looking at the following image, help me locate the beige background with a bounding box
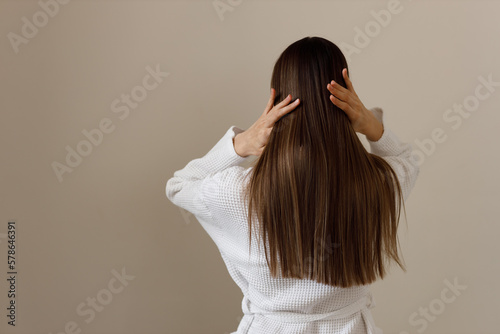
[1,1,499,333]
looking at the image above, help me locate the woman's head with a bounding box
[270,36,349,133]
[244,36,406,288]
[266,36,355,172]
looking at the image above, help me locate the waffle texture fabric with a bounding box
[166,108,420,334]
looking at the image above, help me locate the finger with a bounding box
[328,80,349,95]
[330,94,353,116]
[275,93,293,108]
[270,98,300,123]
[342,68,355,93]
[264,88,276,114]
[327,82,349,101]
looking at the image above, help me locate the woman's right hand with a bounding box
[327,68,384,141]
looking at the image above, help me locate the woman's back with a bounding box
[170,109,419,333]
[213,165,373,333]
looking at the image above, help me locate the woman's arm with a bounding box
[165,126,248,223]
[229,89,300,157]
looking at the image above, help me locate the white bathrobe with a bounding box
[166,108,420,334]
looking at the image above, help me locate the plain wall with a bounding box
[1,1,499,333]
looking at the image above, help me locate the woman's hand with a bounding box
[233,89,300,157]
[327,68,384,141]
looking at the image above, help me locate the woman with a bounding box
[166,36,420,334]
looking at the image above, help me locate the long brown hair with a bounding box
[243,36,406,288]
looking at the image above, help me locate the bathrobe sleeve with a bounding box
[165,125,250,231]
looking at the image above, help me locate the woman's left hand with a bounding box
[233,88,300,157]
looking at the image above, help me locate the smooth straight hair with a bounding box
[243,36,406,288]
